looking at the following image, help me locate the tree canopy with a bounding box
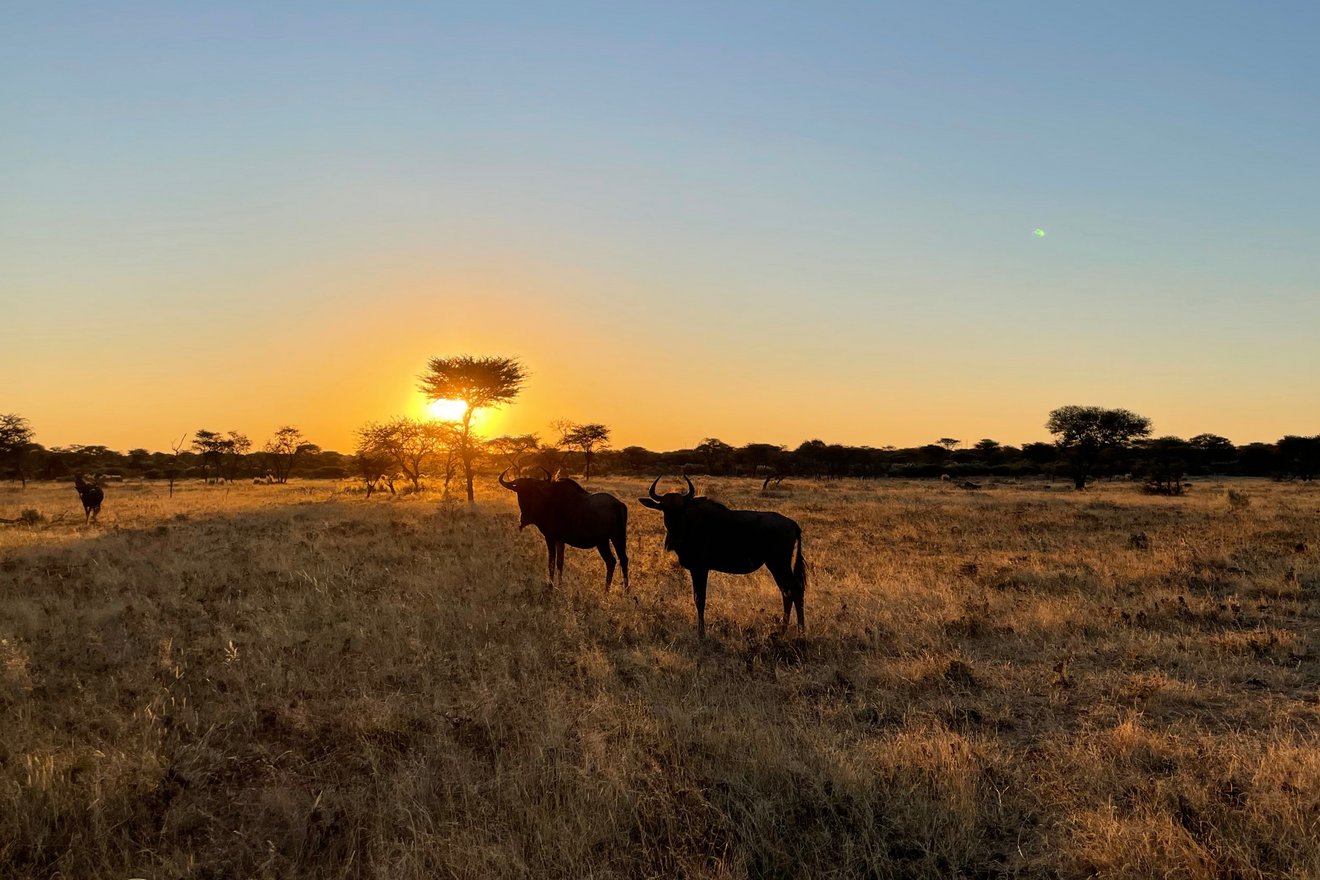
[559,423,611,479]
[417,355,527,412]
[1046,405,1153,489]
[418,355,527,501]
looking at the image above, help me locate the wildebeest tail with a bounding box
[794,532,807,594]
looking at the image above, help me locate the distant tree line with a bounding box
[3,402,1317,492]
[0,418,335,486]
[574,430,1320,486]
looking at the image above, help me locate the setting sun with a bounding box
[426,398,469,421]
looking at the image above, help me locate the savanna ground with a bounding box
[1,475,1318,879]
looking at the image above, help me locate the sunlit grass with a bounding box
[0,476,1317,878]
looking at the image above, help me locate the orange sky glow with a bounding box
[6,260,1308,454]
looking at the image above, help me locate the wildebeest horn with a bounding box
[498,467,516,490]
[683,475,695,497]
[648,476,663,501]
[537,466,552,481]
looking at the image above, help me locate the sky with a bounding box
[3,2,1318,453]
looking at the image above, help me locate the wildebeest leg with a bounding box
[691,568,709,638]
[613,533,629,591]
[768,560,804,633]
[544,535,556,584]
[555,542,566,584]
[596,542,617,592]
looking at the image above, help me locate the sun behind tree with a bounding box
[418,355,527,502]
[426,398,469,422]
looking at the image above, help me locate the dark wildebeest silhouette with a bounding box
[499,467,629,590]
[640,475,806,638]
[73,474,103,523]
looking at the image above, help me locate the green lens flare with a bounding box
[1033,228,1046,237]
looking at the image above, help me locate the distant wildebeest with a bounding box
[73,474,103,523]
[499,467,630,590]
[640,476,807,638]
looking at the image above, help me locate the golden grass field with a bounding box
[1,476,1318,879]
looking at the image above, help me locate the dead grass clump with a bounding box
[1224,489,1251,510]
[1040,719,1320,879]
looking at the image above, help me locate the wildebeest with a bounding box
[499,467,629,590]
[640,476,806,638]
[73,474,103,523]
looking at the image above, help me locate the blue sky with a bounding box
[3,2,1317,451]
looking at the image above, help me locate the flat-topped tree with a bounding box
[1047,405,1152,489]
[0,414,35,487]
[559,423,611,480]
[262,426,319,484]
[418,355,527,502]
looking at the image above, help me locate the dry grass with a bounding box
[1,477,1318,879]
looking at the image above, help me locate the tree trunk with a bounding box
[461,412,476,503]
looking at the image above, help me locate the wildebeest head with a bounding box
[638,475,700,539]
[498,466,555,529]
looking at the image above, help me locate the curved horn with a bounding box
[648,476,663,501]
[498,467,517,490]
[537,466,552,481]
[683,475,696,498]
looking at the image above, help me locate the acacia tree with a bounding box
[417,355,527,502]
[223,431,251,482]
[0,414,35,487]
[192,430,228,482]
[1046,405,1152,489]
[357,418,455,492]
[1189,433,1235,473]
[262,426,318,484]
[695,438,733,475]
[558,422,611,480]
[973,439,1003,464]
